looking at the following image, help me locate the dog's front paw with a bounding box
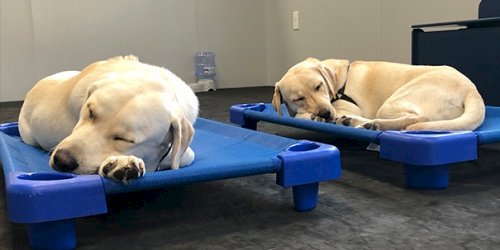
[99,156,145,184]
[335,115,352,126]
[310,114,326,122]
[356,121,379,131]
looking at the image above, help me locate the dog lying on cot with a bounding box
[19,55,199,183]
[272,57,485,131]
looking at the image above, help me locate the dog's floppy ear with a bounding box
[86,83,100,100]
[169,116,194,170]
[272,83,283,116]
[316,63,337,98]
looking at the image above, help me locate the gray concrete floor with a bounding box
[1,87,499,249]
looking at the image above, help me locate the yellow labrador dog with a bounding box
[19,55,199,183]
[272,58,485,131]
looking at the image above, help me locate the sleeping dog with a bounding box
[19,56,199,183]
[272,58,485,131]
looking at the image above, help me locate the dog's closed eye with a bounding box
[315,83,322,91]
[113,135,135,144]
[88,109,95,119]
[87,104,96,120]
[293,97,305,102]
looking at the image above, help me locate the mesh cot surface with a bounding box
[231,103,500,144]
[0,118,341,249]
[0,118,292,194]
[230,103,500,189]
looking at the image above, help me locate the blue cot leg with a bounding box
[292,182,319,212]
[277,141,341,211]
[404,164,449,189]
[26,219,76,250]
[241,119,258,130]
[229,103,266,130]
[379,130,477,189]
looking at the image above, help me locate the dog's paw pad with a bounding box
[112,167,139,182]
[342,117,352,126]
[310,114,326,122]
[101,157,117,175]
[357,122,378,130]
[99,156,145,184]
[335,116,352,126]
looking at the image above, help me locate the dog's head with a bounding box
[272,58,338,121]
[49,74,195,174]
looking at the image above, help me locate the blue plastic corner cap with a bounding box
[229,103,265,126]
[276,140,341,188]
[6,172,107,223]
[0,122,20,137]
[379,130,478,165]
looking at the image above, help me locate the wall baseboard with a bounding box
[0,101,23,108]
[189,79,217,92]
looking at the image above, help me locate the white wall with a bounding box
[0,0,37,102]
[380,0,480,63]
[0,0,481,102]
[265,0,381,85]
[195,0,267,89]
[29,0,198,84]
[265,0,480,84]
[0,0,267,101]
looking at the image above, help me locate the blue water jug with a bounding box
[195,52,216,80]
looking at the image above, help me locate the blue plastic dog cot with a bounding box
[230,103,500,189]
[0,118,341,249]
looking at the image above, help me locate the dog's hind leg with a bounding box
[18,115,37,146]
[157,146,195,171]
[333,101,371,127]
[335,115,371,127]
[178,147,195,166]
[357,114,429,130]
[357,103,429,131]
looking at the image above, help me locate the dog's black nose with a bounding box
[52,149,79,172]
[317,110,332,120]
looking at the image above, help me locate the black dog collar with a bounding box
[331,64,358,106]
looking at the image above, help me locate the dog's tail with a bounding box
[406,91,485,131]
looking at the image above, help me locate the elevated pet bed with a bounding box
[230,103,500,189]
[0,118,341,249]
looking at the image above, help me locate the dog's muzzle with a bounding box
[317,109,332,121]
[52,149,79,172]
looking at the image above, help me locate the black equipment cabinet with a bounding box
[412,0,500,106]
